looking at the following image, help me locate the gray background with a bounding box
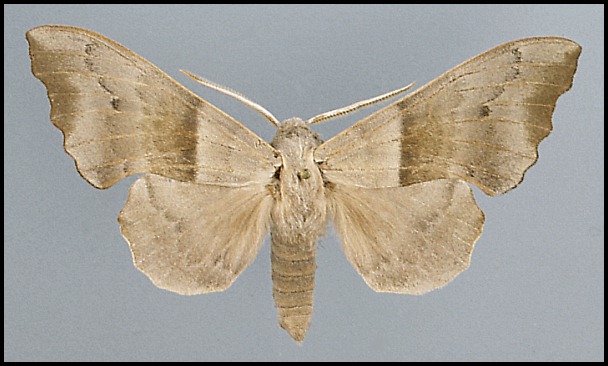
[4,4,604,361]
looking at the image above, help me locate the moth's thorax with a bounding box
[270,117,327,246]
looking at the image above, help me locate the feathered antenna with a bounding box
[306,82,415,125]
[181,70,281,128]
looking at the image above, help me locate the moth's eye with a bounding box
[273,166,282,180]
[297,169,311,180]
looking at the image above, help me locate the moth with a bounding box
[27,25,581,343]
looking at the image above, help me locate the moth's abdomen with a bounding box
[270,236,316,343]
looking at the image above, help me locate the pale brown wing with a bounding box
[328,179,484,294]
[118,174,273,295]
[315,37,581,196]
[27,25,279,189]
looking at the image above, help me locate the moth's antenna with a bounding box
[181,70,281,128]
[306,82,415,125]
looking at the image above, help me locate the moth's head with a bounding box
[270,117,324,185]
[280,117,307,129]
[271,117,323,152]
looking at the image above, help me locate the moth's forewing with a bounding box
[316,37,581,196]
[26,25,278,189]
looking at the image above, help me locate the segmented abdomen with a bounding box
[270,236,316,343]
